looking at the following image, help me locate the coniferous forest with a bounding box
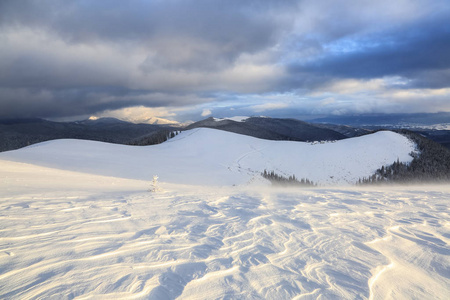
[358,130,450,184]
[262,169,316,187]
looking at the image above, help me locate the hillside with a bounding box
[0,128,416,186]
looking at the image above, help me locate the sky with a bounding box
[1,0,449,123]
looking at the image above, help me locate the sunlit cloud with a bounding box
[201,109,212,117]
[93,106,180,124]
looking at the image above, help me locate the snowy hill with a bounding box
[0,128,415,186]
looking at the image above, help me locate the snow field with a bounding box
[0,160,449,299]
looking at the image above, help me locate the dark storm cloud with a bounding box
[0,0,296,119]
[0,86,209,119]
[0,87,136,118]
[0,0,290,71]
[289,17,450,89]
[0,0,282,41]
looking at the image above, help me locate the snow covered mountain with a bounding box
[0,128,415,186]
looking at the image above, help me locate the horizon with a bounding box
[1,1,450,124]
[2,111,450,126]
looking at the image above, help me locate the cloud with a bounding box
[0,0,291,73]
[201,109,212,117]
[249,102,290,113]
[288,17,450,89]
[0,0,449,121]
[0,1,294,119]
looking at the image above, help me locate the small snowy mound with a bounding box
[0,129,416,186]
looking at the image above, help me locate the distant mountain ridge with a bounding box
[308,113,450,150]
[311,112,450,126]
[186,117,348,142]
[0,117,178,152]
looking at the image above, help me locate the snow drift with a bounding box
[0,160,448,299]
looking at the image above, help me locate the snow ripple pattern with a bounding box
[1,184,449,299]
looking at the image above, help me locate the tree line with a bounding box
[262,169,316,187]
[127,130,180,146]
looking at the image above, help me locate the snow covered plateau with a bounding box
[0,129,449,299]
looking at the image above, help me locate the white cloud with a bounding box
[320,97,336,106]
[321,79,385,94]
[249,102,289,113]
[201,109,212,117]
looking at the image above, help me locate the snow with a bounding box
[213,116,250,122]
[0,159,449,299]
[0,128,416,186]
[377,123,450,130]
[0,129,448,299]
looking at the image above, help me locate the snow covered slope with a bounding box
[0,128,415,186]
[0,160,448,299]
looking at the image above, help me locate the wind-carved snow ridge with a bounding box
[0,128,416,186]
[365,215,450,300]
[0,159,449,299]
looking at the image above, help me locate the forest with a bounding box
[358,130,450,184]
[261,169,316,187]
